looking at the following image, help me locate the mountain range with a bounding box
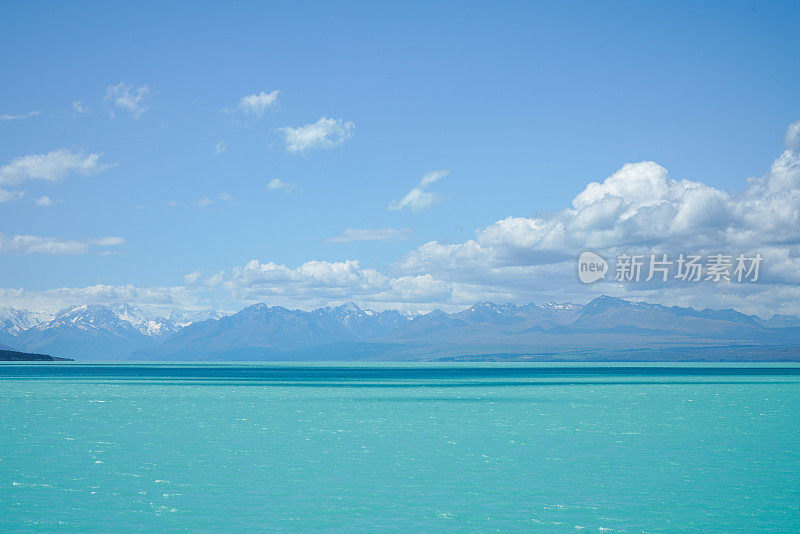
[1,297,800,361]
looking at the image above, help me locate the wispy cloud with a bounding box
[418,169,449,188]
[238,90,280,117]
[0,149,111,203]
[193,197,213,209]
[0,190,25,203]
[266,178,297,193]
[325,227,412,243]
[0,234,125,255]
[72,100,89,114]
[171,192,235,209]
[280,117,354,153]
[105,82,152,119]
[0,150,110,185]
[34,196,56,207]
[388,169,450,212]
[0,111,41,121]
[215,139,227,154]
[0,284,200,315]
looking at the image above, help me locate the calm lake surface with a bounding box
[1,363,798,532]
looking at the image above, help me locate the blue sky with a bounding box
[1,1,800,315]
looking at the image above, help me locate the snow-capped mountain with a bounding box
[453,302,522,324]
[0,306,50,335]
[165,309,228,328]
[0,306,52,348]
[38,304,181,337]
[136,297,800,361]
[314,302,408,338]
[12,304,219,360]
[3,298,800,361]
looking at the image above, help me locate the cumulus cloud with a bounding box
[404,147,799,272]
[105,82,152,118]
[0,149,111,202]
[266,178,297,193]
[280,117,354,153]
[7,120,800,318]
[209,259,459,310]
[0,110,41,121]
[784,119,800,150]
[179,256,521,312]
[184,271,203,285]
[238,90,280,117]
[35,196,55,207]
[0,234,125,255]
[393,120,800,315]
[388,169,450,212]
[325,227,412,243]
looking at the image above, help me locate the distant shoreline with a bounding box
[0,349,73,362]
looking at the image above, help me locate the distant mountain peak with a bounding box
[35,303,183,337]
[4,298,800,361]
[333,301,362,312]
[469,301,518,312]
[765,314,800,328]
[0,306,49,335]
[580,295,633,314]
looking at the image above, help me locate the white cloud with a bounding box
[0,190,25,203]
[419,169,450,187]
[0,284,201,315]
[266,178,297,193]
[88,237,125,246]
[0,234,125,255]
[72,100,88,114]
[388,188,438,212]
[193,197,213,209]
[184,271,203,285]
[215,139,227,154]
[388,169,450,212]
[785,119,800,151]
[105,82,152,119]
[181,257,509,312]
[215,259,457,310]
[325,227,412,243]
[0,149,109,185]
[238,90,280,117]
[171,192,234,209]
[7,120,800,318]
[393,120,800,316]
[0,111,41,121]
[34,196,55,207]
[280,117,354,153]
[0,149,111,203]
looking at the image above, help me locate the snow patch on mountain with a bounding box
[0,307,52,336]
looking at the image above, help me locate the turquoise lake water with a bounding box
[1,363,798,532]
